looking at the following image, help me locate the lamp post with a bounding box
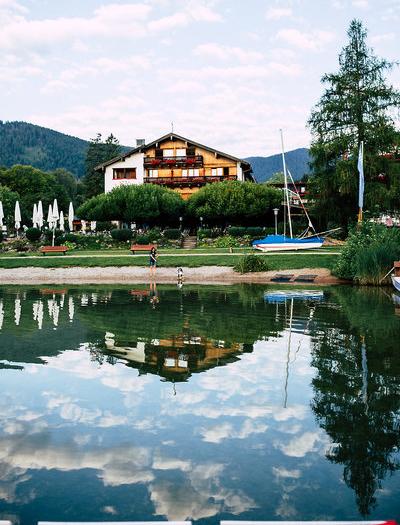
[179,216,183,231]
[273,208,279,235]
[200,216,203,229]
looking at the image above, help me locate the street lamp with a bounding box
[179,216,183,231]
[200,216,203,229]
[273,208,279,235]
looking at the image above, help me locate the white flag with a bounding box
[358,141,364,209]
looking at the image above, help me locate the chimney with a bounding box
[136,138,145,147]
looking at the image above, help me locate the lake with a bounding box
[0,284,399,524]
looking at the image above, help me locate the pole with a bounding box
[280,129,293,238]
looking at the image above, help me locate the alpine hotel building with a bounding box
[97,133,253,200]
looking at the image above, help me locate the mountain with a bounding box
[1,120,310,182]
[0,121,91,178]
[246,148,311,183]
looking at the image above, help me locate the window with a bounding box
[163,149,174,157]
[176,148,186,156]
[223,166,229,176]
[211,167,223,176]
[148,169,158,178]
[187,146,196,156]
[182,169,187,177]
[113,168,136,180]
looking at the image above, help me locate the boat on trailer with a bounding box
[253,130,324,252]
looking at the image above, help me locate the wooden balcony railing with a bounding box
[144,155,203,168]
[144,175,237,187]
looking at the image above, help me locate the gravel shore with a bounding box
[0,266,342,285]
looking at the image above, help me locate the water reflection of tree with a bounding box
[310,287,400,516]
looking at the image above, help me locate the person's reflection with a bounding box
[149,281,159,309]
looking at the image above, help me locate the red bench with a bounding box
[40,246,68,255]
[130,244,156,254]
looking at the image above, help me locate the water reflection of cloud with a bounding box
[199,419,268,443]
[276,430,324,457]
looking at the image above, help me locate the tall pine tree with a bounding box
[83,133,121,199]
[308,20,400,229]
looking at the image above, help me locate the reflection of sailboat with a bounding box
[278,293,319,408]
[265,289,324,303]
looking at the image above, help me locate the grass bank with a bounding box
[0,251,339,270]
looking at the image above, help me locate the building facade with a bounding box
[97,133,253,199]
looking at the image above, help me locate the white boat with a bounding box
[253,130,324,252]
[391,275,400,292]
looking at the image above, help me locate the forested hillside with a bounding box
[0,121,90,178]
[246,148,310,182]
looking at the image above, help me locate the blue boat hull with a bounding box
[253,234,324,252]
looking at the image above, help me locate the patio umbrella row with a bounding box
[0,199,75,236]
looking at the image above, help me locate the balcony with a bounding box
[144,175,237,188]
[144,155,203,169]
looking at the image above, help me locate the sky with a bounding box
[1,0,399,157]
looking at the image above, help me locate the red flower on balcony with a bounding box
[151,159,161,166]
[165,159,176,165]
[186,157,196,164]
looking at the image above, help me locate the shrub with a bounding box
[245,227,265,238]
[136,234,150,245]
[62,241,77,251]
[111,229,133,242]
[11,239,30,252]
[61,233,79,243]
[213,235,241,248]
[333,222,400,284]
[197,228,212,240]
[25,227,42,242]
[227,226,246,237]
[44,229,63,243]
[163,228,181,240]
[146,227,162,242]
[96,221,114,231]
[234,254,270,273]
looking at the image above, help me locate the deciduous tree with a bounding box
[83,133,121,199]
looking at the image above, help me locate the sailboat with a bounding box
[253,130,324,252]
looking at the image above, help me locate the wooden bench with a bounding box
[130,244,156,254]
[40,246,68,255]
[270,273,294,282]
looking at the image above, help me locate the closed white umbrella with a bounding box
[59,210,65,232]
[33,203,38,228]
[0,201,4,228]
[52,199,59,222]
[37,200,44,228]
[14,201,21,234]
[47,203,53,227]
[68,202,74,231]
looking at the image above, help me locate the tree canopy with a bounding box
[186,180,281,224]
[83,133,122,199]
[77,184,185,225]
[308,19,400,228]
[0,165,71,224]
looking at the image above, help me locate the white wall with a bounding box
[104,152,145,193]
[236,162,244,181]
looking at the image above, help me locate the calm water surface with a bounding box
[0,284,399,524]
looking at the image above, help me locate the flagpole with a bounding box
[357,141,364,224]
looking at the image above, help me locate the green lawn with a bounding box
[0,250,339,270]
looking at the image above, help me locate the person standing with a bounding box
[149,246,157,276]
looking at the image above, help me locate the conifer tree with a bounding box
[83,133,121,199]
[308,20,400,228]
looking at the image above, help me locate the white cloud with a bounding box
[370,32,395,44]
[194,43,264,62]
[266,7,292,20]
[276,28,335,51]
[352,0,368,7]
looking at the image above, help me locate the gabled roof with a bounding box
[95,132,252,171]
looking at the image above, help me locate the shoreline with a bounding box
[0,265,345,285]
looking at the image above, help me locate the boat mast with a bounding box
[280,129,293,238]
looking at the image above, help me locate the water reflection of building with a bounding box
[103,332,249,382]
